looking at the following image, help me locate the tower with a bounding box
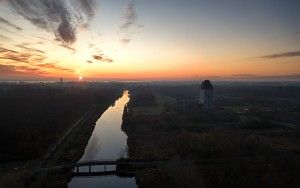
[200,80,214,109]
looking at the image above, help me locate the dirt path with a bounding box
[41,106,98,168]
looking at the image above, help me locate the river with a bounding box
[68,91,138,188]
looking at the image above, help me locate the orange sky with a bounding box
[0,0,299,81]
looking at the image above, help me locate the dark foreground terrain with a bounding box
[122,82,300,188]
[0,81,299,188]
[0,82,123,187]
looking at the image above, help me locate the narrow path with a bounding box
[41,106,98,168]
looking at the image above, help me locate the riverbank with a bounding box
[68,90,139,188]
[31,92,124,187]
[122,85,300,188]
[0,85,123,188]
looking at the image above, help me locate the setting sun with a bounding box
[0,0,299,81]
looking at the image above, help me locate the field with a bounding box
[122,82,300,188]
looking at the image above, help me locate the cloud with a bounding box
[0,64,47,76]
[267,31,300,40]
[57,42,77,52]
[92,54,113,63]
[0,46,44,64]
[0,47,73,75]
[0,50,31,64]
[121,38,131,44]
[229,74,300,81]
[274,74,300,80]
[0,17,22,31]
[8,0,95,44]
[0,64,16,74]
[232,74,256,77]
[36,62,74,72]
[88,43,95,48]
[17,65,41,71]
[260,51,300,59]
[119,0,141,44]
[0,47,18,54]
[0,34,11,41]
[16,43,45,54]
[120,1,137,31]
[255,74,300,81]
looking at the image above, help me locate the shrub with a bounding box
[197,132,234,159]
[238,116,275,130]
[174,131,234,159]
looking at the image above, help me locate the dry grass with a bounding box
[155,94,177,106]
[132,106,164,116]
[0,161,36,188]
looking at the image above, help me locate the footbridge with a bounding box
[42,158,231,177]
[42,157,300,177]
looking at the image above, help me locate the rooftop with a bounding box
[200,80,214,90]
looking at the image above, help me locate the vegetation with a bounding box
[0,81,299,187]
[0,82,123,187]
[122,82,300,188]
[0,82,122,162]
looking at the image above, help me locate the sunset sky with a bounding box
[0,0,299,81]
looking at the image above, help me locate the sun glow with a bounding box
[0,0,298,81]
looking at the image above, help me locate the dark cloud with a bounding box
[120,0,140,44]
[0,46,43,64]
[59,43,77,52]
[0,47,18,54]
[87,44,113,63]
[57,17,76,43]
[0,34,12,41]
[17,65,40,71]
[120,1,137,30]
[276,74,300,79]
[0,44,73,75]
[0,50,31,64]
[16,43,45,54]
[0,46,73,74]
[0,25,13,33]
[0,64,16,74]
[78,0,95,21]
[257,74,300,80]
[37,62,74,72]
[0,17,22,30]
[260,51,300,59]
[229,74,300,81]
[88,43,95,48]
[8,0,95,45]
[121,38,131,44]
[0,64,46,75]
[92,54,113,63]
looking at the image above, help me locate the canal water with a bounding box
[69,91,138,188]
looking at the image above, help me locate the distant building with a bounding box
[200,80,214,109]
[59,78,64,84]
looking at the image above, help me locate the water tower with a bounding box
[200,80,214,109]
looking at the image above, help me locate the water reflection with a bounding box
[69,91,137,188]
